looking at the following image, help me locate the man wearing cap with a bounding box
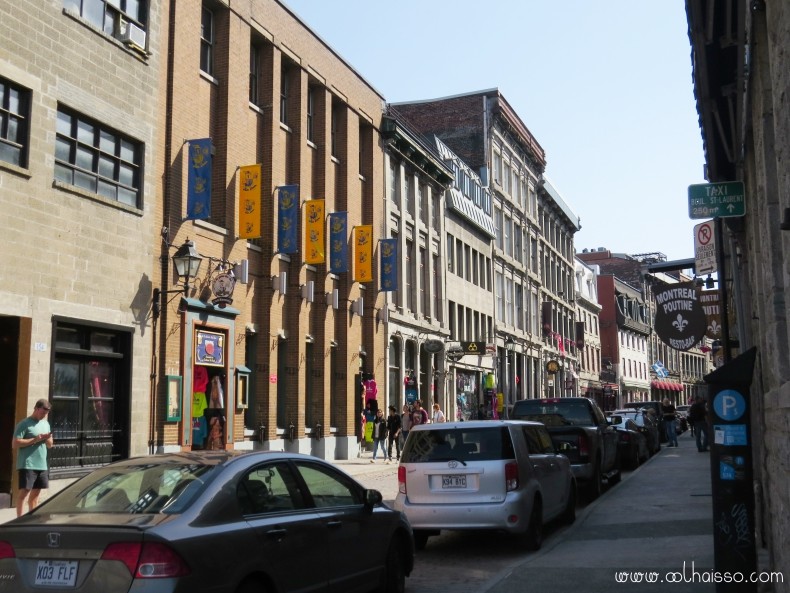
[13,399,54,516]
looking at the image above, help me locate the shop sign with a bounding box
[653,282,707,351]
[211,271,236,308]
[545,360,560,374]
[196,330,225,366]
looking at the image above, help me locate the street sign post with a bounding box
[694,219,717,275]
[688,181,745,219]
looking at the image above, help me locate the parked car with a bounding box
[394,420,576,552]
[623,401,666,443]
[607,415,649,469]
[511,397,621,500]
[612,408,661,455]
[0,451,413,593]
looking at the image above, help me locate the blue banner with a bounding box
[379,238,398,291]
[277,185,299,254]
[186,138,212,220]
[328,212,348,273]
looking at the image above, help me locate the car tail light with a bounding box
[505,462,519,492]
[578,434,589,458]
[101,542,189,578]
[0,541,15,559]
[398,466,407,494]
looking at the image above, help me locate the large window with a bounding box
[50,320,131,474]
[279,60,289,126]
[0,77,29,168]
[64,0,148,40]
[249,42,260,104]
[55,107,143,208]
[200,5,214,76]
[306,86,315,143]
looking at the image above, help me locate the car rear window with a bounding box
[401,427,515,462]
[511,400,591,426]
[37,462,218,514]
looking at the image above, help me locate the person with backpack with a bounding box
[688,396,709,452]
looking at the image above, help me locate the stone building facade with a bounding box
[0,0,162,501]
[687,0,790,581]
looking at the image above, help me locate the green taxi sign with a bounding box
[688,181,745,219]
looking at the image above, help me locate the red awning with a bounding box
[651,380,663,389]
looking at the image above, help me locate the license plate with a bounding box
[442,475,467,489]
[35,560,78,587]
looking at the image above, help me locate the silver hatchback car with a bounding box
[394,420,576,550]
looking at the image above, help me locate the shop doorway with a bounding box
[0,316,22,505]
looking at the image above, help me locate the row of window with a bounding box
[492,145,538,217]
[447,301,493,344]
[446,235,492,291]
[388,160,442,231]
[1,75,143,208]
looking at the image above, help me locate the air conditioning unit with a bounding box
[120,21,146,51]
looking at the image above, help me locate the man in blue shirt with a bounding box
[13,399,53,516]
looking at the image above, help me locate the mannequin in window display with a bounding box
[206,375,225,450]
[191,366,209,449]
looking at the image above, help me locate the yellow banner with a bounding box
[304,199,325,264]
[353,225,373,282]
[238,164,261,239]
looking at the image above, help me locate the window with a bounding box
[406,240,414,312]
[238,463,304,514]
[432,192,440,231]
[296,462,360,508]
[446,233,454,273]
[433,254,442,323]
[200,5,214,76]
[0,77,30,168]
[65,0,148,40]
[306,86,315,143]
[389,159,398,204]
[249,42,260,105]
[420,247,428,317]
[331,100,341,158]
[279,61,289,126]
[55,107,142,208]
[496,271,504,321]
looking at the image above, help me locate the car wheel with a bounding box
[586,460,603,500]
[560,483,576,525]
[381,540,406,593]
[523,499,543,551]
[235,578,269,593]
[413,529,430,551]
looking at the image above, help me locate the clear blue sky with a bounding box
[283,0,706,262]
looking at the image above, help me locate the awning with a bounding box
[651,380,665,390]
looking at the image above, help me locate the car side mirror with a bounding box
[364,488,383,510]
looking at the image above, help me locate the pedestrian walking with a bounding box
[400,404,412,449]
[411,400,429,426]
[432,403,446,423]
[688,395,709,452]
[12,399,53,517]
[661,398,678,447]
[370,409,389,462]
[386,406,402,462]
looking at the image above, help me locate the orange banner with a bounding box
[353,225,373,282]
[304,199,325,264]
[238,164,261,239]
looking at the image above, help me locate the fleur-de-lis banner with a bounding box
[329,212,348,273]
[304,199,325,264]
[353,225,373,283]
[238,164,261,239]
[186,138,212,220]
[379,238,398,291]
[653,281,706,351]
[277,185,299,254]
[700,290,722,340]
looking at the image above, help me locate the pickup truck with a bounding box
[511,397,620,499]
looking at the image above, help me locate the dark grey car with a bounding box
[0,451,413,593]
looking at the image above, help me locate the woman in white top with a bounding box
[432,403,446,423]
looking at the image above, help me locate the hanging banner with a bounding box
[379,238,398,291]
[700,290,722,340]
[353,225,372,282]
[328,212,348,273]
[186,138,212,220]
[304,199,326,264]
[277,185,299,254]
[238,164,261,239]
[654,281,707,351]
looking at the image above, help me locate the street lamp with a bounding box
[152,239,203,319]
[505,336,515,417]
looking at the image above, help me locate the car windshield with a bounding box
[37,462,218,514]
[402,427,515,462]
[512,401,591,426]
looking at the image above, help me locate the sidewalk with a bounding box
[484,434,716,593]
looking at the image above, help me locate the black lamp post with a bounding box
[153,239,203,319]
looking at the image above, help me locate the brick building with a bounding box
[154,0,388,459]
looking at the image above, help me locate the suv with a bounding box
[623,401,666,442]
[394,420,576,551]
